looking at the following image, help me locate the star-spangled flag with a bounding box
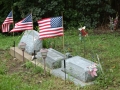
[2,11,13,32]
[10,14,33,32]
[38,16,64,39]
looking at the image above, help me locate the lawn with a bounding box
[0,29,120,90]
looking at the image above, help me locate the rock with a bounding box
[18,30,42,55]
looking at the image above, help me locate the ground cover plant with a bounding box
[0,29,120,90]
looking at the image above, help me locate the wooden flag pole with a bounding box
[31,12,36,63]
[31,12,34,44]
[30,12,34,49]
[61,12,66,85]
[31,12,34,30]
[11,9,16,59]
[61,12,65,51]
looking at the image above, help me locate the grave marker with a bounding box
[61,56,98,82]
[18,30,42,55]
[36,48,65,69]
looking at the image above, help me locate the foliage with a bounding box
[0,0,118,30]
[24,61,34,69]
[0,33,22,50]
[32,65,44,74]
[0,61,7,75]
[24,61,44,74]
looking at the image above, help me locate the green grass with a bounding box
[43,30,120,89]
[0,74,40,90]
[1,30,120,90]
[0,33,22,50]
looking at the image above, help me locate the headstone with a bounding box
[18,30,42,55]
[61,56,98,82]
[36,48,65,69]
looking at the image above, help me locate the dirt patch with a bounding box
[6,58,25,74]
[0,50,26,74]
[1,50,44,83]
[0,49,5,55]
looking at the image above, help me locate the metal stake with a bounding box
[34,50,36,67]
[22,50,24,62]
[40,49,48,76]
[13,41,15,58]
[64,59,66,84]
[43,57,46,76]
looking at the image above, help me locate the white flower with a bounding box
[78,26,86,31]
[88,64,98,77]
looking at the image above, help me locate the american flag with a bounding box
[38,16,64,39]
[2,11,13,32]
[10,14,33,32]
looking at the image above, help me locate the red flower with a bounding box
[78,26,88,37]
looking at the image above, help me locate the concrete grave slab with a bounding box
[36,48,65,69]
[9,47,50,72]
[51,68,94,86]
[9,47,96,86]
[61,56,98,82]
[10,47,32,61]
[18,30,42,55]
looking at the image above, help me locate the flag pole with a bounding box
[31,12,36,66]
[11,9,16,59]
[31,12,34,30]
[61,12,65,51]
[31,12,35,58]
[61,12,66,84]
[31,12,34,48]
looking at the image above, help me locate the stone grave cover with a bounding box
[61,56,98,82]
[36,48,65,69]
[18,30,42,55]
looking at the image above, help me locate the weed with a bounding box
[24,61,34,69]
[32,66,44,74]
[0,63,7,75]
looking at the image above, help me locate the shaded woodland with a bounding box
[0,0,120,30]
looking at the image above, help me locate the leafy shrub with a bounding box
[24,61,34,69]
[0,0,116,30]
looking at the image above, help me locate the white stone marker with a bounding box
[61,56,98,82]
[18,30,42,55]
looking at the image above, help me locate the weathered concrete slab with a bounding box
[51,68,94,86]
[36,48,65,69]
[9,47,50,71]
[10,47,31,61]
[18,30,42,55]
[61,56,97,82]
